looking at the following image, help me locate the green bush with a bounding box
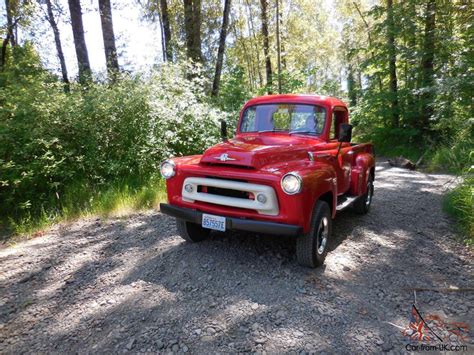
[444,173,474,244]
[428,123,474,173]
[0,46,227,231]
[352,126,423,161]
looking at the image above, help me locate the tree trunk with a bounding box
[420,0,436,128]
[183,0,202,63]
[211,0,231,97]
[404,0,417,126]
[45,0,69,87]
[245,0,263,87]
[347,65,357,107]
[387,0,399,127]
[67,0,91,82]
[276,0,282,94]
[158,12,166,62]
[183,0,193,60]
[160,0,172,62]
[1,0,17,69]
[192,0,202,63]
[353,1,383,93]
[99,0,119,74]
[5,0,16,46]
[260,0,272,93]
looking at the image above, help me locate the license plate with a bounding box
[202,213,226,232]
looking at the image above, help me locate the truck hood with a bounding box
[200,134,324,169]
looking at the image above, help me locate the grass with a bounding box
[443,175,474,245]
[1,175,167,242]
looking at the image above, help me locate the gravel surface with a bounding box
[1,160,472,354]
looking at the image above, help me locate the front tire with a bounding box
[176,218,210,242]
[296,201,332,268]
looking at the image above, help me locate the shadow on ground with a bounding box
[0,161,472,353]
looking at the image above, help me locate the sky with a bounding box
[4,0,165,78]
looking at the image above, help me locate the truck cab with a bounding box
[160,94,375,268]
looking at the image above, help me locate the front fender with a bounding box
[292,163,337,232]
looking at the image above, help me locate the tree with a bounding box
[275,0,282,93]
[211,0,231,96]
[44,0,69,86]
[347,65,357,107]
[260,0,272,93]
[5,0,16,46]
[160,0,172,62]
[1,0,19,69]
[386,0,399,127]
[244,0,263,87]
[420,0,436,129]
[183,0,202,63]
[67,0,91,81]
[99,0,119,74]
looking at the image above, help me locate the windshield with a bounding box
[240,104,326,135]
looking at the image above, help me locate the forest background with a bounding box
[0,0,472,240]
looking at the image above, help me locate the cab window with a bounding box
[330,108,347,140]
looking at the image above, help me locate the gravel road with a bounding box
[1,160,472,354]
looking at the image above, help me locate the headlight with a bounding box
[281,172,302,195]
[160,160,176,179]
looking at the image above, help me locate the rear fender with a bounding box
[350,153,375,195]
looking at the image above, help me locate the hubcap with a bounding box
[317,217,329,255]
[366,180,374,207]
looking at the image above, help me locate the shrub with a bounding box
[0,48,227,229]
[444,173,474,244]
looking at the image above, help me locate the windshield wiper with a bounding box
[258,129,286,133]
[288,130,317,135]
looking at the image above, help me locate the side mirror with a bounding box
[338,123,353,143]
[220,120,228,142]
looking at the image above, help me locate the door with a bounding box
[330,108,351,195]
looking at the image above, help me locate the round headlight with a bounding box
[281,172,302,195]
[160,160,176,179]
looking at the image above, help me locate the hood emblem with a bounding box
[215,153,236,162]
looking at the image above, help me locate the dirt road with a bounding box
[1,161,472,353]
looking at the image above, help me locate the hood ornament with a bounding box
[215,153,236,162]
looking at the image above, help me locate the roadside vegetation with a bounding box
[0,47,224,237]
[1,0,472,242]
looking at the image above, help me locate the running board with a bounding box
[336,196,358,211]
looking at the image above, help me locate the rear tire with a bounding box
[176,218,210,242]
[296,201,332,268]
[353,173,374,214]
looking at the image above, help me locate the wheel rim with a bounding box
[317,217,329,255]
[366,180,374,207]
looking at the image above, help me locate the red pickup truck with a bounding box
[160,94,375,268]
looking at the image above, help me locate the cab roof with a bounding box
[243,94,347,110]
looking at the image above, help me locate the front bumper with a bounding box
[160,203,302,237]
